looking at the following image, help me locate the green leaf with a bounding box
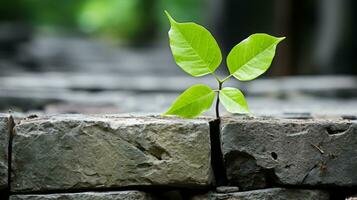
[219,87,249,114]
[165,10,222,77]
[164,84,215,118]
[227,33,285,81]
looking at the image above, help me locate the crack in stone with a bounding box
[133,141,171,161]
[301,164,318,184]
[7,115,15,198]
[82,122,172,161]
[325,124,351,136]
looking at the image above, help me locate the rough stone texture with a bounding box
[221,117,357,189]
[216,186,240,193]
[10,191,153,200]
[0,114,10,190]
[191,188,329,200]
[11,115,212,192]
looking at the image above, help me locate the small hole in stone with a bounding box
[271,152,278,160]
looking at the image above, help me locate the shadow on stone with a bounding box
[225,151,280,190]
[209,119,227,186]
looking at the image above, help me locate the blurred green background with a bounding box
[1,0,356,75]
[0,0,205,44]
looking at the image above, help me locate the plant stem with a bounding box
[221,74,233,83]
[215,81,223,119]
[212,72,222,83]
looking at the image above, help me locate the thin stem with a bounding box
[212,72,223,83]
[215,81,223,119]
[221,74,233,83]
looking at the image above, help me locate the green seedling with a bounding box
[163,11,285,119]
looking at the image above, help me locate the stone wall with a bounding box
[0,114,356,199]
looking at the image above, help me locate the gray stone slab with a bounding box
[245,76,357,97]
[0,72,225,92]
[0,114,10,190]
[11,115,212,192]
[191,188,329,200]
[215,186,239,193]
[221,117,357,189]
[2,73,357,117]
[10,191,153,200]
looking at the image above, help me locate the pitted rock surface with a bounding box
[11,115,212,192]
[221,117,357,189]
[10,191,153,200]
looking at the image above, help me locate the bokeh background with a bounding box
[1,0,357,118]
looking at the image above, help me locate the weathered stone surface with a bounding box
[215,186,239,193]
[221,117,357,189]
[0,114,10,190]
[10,191,153,200]
[191,188,329,200]
[11,115,212,192]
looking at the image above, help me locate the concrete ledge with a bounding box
[221,117,357,189]
[11,115,212,192]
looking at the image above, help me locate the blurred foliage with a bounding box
[157,0,205,29]
[0,0,28,20]
[0,0,203,43]
[78,0,156,42]
[22,0,84,28]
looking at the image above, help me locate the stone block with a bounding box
[11,115,212,192]
[221,117,357,189]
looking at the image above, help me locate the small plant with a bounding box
[163,11,285,119]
